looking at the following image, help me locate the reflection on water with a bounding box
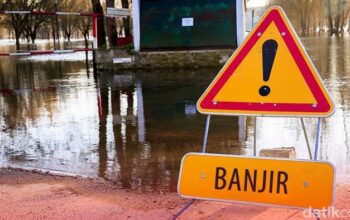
[0,36,350,191]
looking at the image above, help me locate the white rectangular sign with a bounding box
[178,153,335,209]
[113,57,132,64]
[106,7,130,17]
[182,17,194,27]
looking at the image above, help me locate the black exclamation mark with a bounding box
[259,39,278,96]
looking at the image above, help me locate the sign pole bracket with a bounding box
[313,118,322,160]
[172,199,195,220]
[300,118,313,160]
[173,114,211,219]
[301,117,322,220]
[311,117,323,220]
[201,115,211,153]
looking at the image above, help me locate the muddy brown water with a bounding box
[0,36,349,192]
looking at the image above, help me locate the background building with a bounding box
[132,0,246,51]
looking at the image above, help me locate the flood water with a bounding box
[0,36,349,192]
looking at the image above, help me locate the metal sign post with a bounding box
[172,115,211,220]
[314,118,322,160]
[300,118,313,160]
[201,115,211,153]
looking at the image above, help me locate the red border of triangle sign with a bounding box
[197,7,335,117]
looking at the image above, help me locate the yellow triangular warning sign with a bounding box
[197,7,334,117]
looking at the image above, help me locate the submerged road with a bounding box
[0,168,349,219]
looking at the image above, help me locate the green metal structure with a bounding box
[140,0,237,50]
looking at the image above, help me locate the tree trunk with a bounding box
[52,20,57,49]
[121,0,131,36]
[31,33,36,44]
[14,30,21,50]
[25,33,30,44]
[333,0,342,35]
[334,15,340,34]
[326,0,334,35]
[91,0,107,49]
[84,35,89,48]
[339,1,348,33]
[300,20,306,37]
[106,0,118,47]
[67,34,71,43]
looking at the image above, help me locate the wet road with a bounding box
[0,36,349,192]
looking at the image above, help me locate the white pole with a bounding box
[93,38,98,50]
[132,0,141,52]
[253,117,257,156]
[238,116,246,142]
[236,0,246,46]
[136,80,145,142]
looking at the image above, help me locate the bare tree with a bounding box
[334,0,343,33]
[24,1,53,45]
[78,17,91,48]
[61,16,77,45]
[296,0,313,36]
[3,1,33,50]
[0,0,10,10]
[269,0,350,36]
[76,0,92,48]
[324,0,350,35]
[339,1,350,33]
[1,0,55,49]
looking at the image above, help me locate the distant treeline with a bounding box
[269,0,350,36]
[0,0,131,50]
